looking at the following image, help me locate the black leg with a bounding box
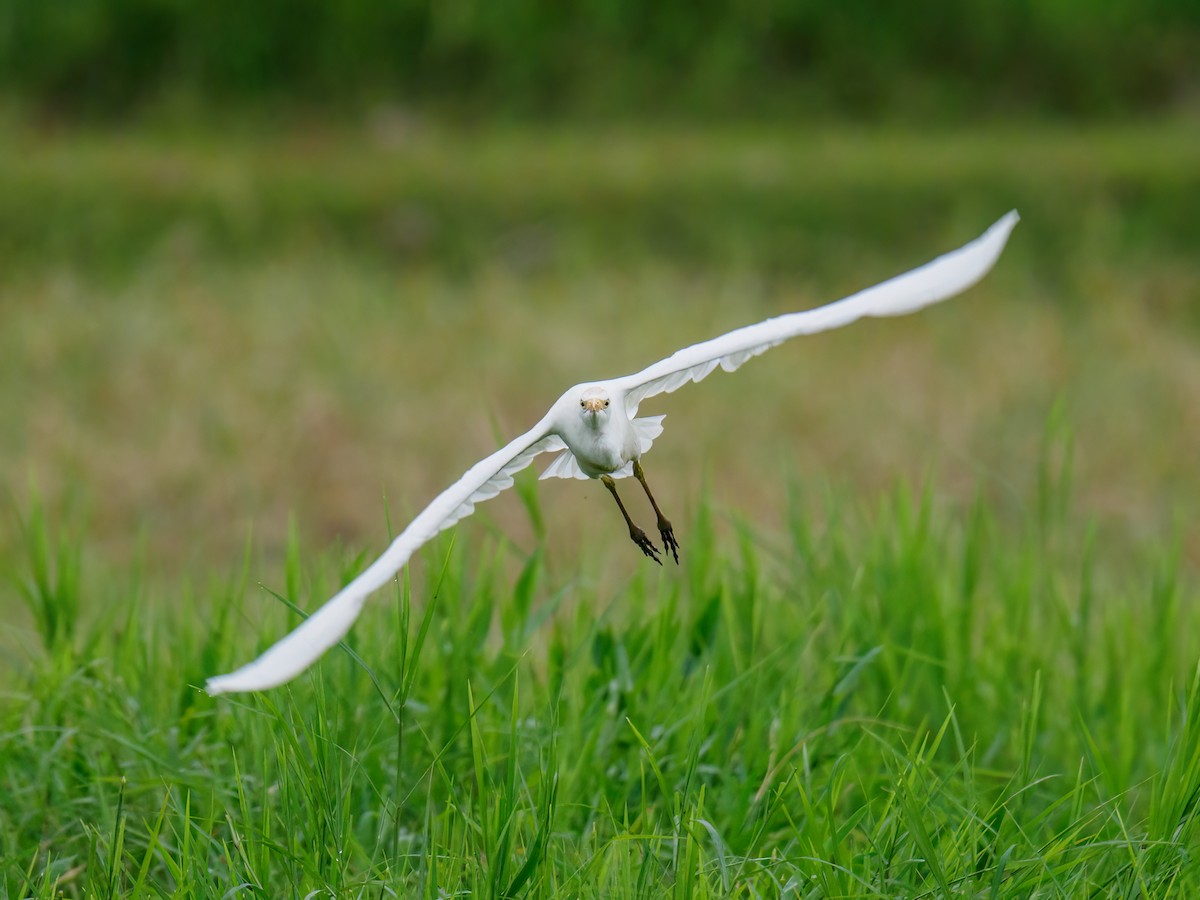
[601,474,661,564]
[633,460,680,564]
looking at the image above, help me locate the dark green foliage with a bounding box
[2,122,1197,289]
[1,0,1197,118]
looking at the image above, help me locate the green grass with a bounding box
[2,117,1199,895]
[3,458,1200,896]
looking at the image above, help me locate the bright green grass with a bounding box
[4,448,1199,897]
[2,117,1199,896]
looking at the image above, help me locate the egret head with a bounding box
[578,386,611,420]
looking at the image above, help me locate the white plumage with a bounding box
[206,210,1018,695]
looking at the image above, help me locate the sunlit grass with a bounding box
[2,118,1199,895]
[3,461,1199,895]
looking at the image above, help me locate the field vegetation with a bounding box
[1,11,1199,892]
[2,115,1198,896]
[2,0,1197,119]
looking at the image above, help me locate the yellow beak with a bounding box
[584,398,606,412]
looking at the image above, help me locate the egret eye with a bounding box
[604,400,610,407]
[580,400,586,407]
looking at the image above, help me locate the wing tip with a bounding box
[978,208,1020,269]
[205,668,266,696]
[204,674,238,696]
[995,208,1020,235]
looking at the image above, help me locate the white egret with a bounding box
[206,210,1018,695]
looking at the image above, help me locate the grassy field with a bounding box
[2,117,1199,895]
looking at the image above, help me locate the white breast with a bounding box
[555,400,640,478]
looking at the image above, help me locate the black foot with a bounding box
[630,527,662,565]
[658,520,680,564]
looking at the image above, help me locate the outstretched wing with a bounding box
[206,423,564,694]
[617,211,1019,416]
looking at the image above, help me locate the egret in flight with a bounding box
[206,211,1018,695]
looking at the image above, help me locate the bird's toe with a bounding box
[630,527,662,565]
[659,523,680,564]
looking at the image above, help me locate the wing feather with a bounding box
[206,425,563,694]
[619,211,1018,415]
[539,448,589,480]
[632,414,666,453]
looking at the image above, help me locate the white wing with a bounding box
[206,423,564,694]
[618,211,1019,415]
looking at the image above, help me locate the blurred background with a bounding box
[1,0,1198,592]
